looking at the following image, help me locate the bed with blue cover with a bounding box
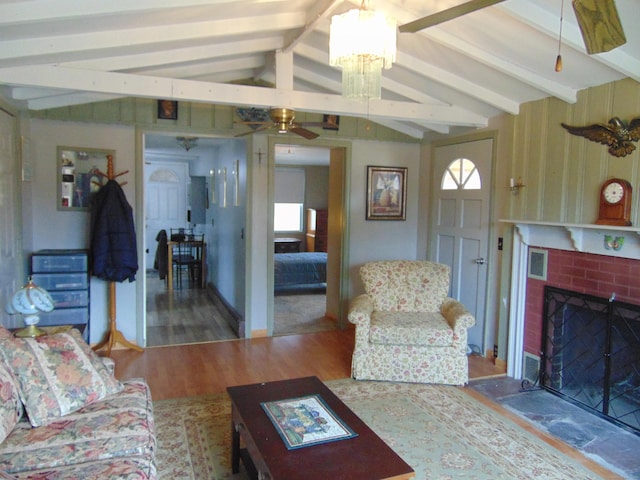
[274,252,327,291]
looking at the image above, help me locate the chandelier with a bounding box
[177,136,198,151]
[329,1,396,100]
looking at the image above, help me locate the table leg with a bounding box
[167,244,173,291]
[231,416,240,473]
[200,244,206,289]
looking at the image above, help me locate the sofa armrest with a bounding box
[348,294,374,326]
[440,297,476,332]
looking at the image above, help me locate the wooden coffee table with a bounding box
[227,376,415,480]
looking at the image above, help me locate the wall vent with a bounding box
[523,351,540,385]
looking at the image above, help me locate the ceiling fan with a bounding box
[235,108,334,139]
[399,0,626,55]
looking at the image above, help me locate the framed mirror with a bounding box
[57,146,114,211]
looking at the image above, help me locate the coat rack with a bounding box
[92,155,142,356]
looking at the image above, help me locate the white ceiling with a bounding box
[0,0,638,141]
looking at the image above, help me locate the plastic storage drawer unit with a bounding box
[31,254,88,273]
[31,249,90,342]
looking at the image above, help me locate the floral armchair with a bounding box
[348,260,475,385]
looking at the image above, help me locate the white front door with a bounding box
[144,161,189,270]
[430,138,492,351]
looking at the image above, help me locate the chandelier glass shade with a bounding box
[329,6,396,100]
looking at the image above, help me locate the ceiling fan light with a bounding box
[176,136,198,151]
[329,6,396,100]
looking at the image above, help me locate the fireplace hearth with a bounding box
[542,286,640,434]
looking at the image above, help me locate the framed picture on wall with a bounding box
[322,114,340,130]
[57,146,114,211]
[157,99,178,120]
[366,165,407,220]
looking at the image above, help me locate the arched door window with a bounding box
[441,158,481,190]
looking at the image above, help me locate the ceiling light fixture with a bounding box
[329,0,396,100]
[177,136,198,151]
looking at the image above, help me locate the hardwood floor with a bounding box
[146,271,337,346]
[110,328,505,401]
[109,333,618,479]
[146,271,238,346]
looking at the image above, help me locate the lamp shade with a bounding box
[6,278,54,315]
[6,277,54,337]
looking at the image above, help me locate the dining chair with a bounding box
[170,228,204,289]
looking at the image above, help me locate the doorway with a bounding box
[142,133,244,346]
[271,143,347,336]
[429,138,493,353]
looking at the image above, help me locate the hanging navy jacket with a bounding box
[90,179,138,282]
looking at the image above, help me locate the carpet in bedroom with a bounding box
[273,292,337,336]
[152,378,614,479]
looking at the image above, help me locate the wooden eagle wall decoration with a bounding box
[561,117,640,157]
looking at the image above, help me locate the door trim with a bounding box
[266,135,352,337]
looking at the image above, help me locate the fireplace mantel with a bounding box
[500,219,640,260]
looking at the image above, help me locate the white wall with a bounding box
[25,119,422,342]
[30,119,137,345]
[347,140,421,296]
[207,139,247,316]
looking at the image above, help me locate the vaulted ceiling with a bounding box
[0,0,637,141]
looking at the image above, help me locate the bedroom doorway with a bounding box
[272,143,344,336]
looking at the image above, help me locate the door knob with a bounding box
[475,258,485,265]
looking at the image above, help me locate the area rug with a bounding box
[153,379,607,479]
[273,293,336,336]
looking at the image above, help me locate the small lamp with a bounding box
[5,277,54,338]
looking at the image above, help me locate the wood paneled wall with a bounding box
[29,98,418,143]
[506,78,640,225]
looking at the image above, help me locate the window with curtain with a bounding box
[274,167,305,232]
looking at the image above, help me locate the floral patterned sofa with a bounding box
[348,260,475,385]
[0,326,156,479]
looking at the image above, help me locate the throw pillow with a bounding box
[0,328,123,427]
[0,358,22,444]
[0,325,12,340]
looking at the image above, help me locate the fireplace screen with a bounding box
[542,286,640,434]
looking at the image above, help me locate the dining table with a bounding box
[166,239,206,291]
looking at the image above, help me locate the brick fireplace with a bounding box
[524,248,640,356]
[504,220,640,433]
[503,220,640,379]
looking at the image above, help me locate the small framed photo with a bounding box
[157,100,178,120]
[323,114,340,130]
[366,165,407,220]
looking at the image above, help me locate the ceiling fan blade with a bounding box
[572,0,626,54]
[289,127,319,140]
[234,125,272,137]
[399,0,505,33]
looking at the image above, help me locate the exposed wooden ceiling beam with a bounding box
[0,65,488,128]
[282,0,341,53]
[61,37,284,72]
[0,12,304,63]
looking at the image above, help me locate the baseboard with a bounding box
[206,283,245,337]
[485,351,507,370]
